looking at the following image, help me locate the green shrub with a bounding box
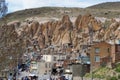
[110,76,117,80]
[115,68,120,72]
[93,74,105,79]
[118,74,120,79]
[85,73,91,77]
[115,64,120,72]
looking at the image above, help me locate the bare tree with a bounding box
[0,0,8,17]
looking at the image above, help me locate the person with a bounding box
[13,72,16,80]
[50,76,52,80]
[13,77,16,80]
[21,77,24,80]
[25,76,29,80]
[8,73,13,80]
[0,78,3,80]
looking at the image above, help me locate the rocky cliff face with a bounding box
[0,23,24,69]
[0,14,120,64]
[17,14,101,51]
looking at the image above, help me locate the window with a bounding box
[49,70,51,72]
[62,57,65,59]
[45,70,47,74]
[54,57,56,61]
[117,45,120,52]
[95,56,100,62]
[49,63,51,68]
[95,48,100,53]
[119,40,120,44]
[46,56,48,60]
[45,63,47,68]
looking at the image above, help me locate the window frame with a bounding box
[95,56,100,62]
[95,47,100,54]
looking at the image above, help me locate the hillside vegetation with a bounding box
[1,1,120,24]
[85,64,120,80]
[87,2,120,9]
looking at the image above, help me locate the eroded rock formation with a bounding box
[1,14,120,61]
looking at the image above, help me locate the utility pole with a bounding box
[91,63,93,80]
[15,54,19,80]
[80,56,87,80]
[81,56,84,80]
[88,22,93,80]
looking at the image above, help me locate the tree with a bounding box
[0,0,8,17]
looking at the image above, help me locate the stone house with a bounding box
[90,42,111,69]
[38,54,67,75]
[38,61,52,75]
[68,63,90,77]
[30,60,38,75]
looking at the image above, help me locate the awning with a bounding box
[29,73,35,76]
